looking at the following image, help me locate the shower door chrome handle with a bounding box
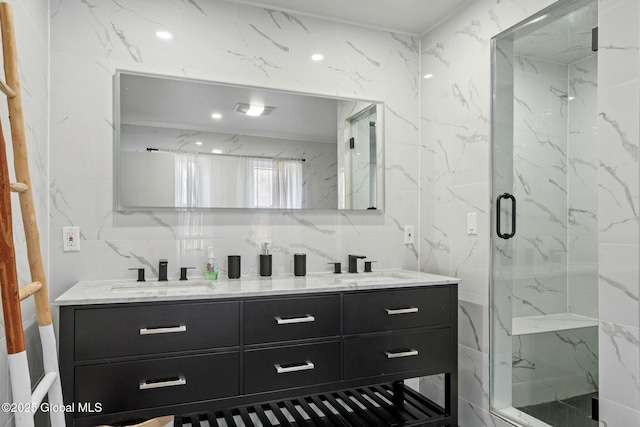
[496,193,516,239]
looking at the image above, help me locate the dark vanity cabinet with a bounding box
[59,284,458,426]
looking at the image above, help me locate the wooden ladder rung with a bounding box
[0,78,15,98]
[9,181,27,193]
[19,281,42,301]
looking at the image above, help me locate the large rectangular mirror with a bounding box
[115,71,384,211]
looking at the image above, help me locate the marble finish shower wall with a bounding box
[120,124,338,209]
[512,327,599,407]
[567,55,598,318]
[0,1,49,427]
[420,0,640,424]
[597,0,640,424]
[49,1,419,292]
[512,55,568,319]
[419,0,571,425]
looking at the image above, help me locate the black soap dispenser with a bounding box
[260,242,272,277]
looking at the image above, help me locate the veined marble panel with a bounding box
[597,0,640,90]
[599,244,640,328]
[598,162,639,245]
[49,0,421,296]
[599,321,640,411]
[459,345,490,409]
[512,327,598,407]
[598,81,640,167]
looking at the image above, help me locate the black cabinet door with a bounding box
[244,341,340,393]
[75,301,239,360]
[244,295,340,344]
[344,328,451,380]
[74,352,239,416]
[343,287,451,334]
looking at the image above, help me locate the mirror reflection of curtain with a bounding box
[175,153,302,208]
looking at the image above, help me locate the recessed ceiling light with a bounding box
[211,149,223,154]
[312,54,324,61]
[423,73,434,79]
[233,103,275,116]
[211,113,222,119]
[156,31,173,40]
[195,141,203,145]
[568,96,575,101]
[246,105,265,116]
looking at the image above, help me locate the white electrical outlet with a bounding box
[63,226,80,252]
[404,225,415,244]
[467,213,477,235]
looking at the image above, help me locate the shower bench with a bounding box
[56,271,458,427]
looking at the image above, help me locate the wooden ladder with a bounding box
[0,2,65,426]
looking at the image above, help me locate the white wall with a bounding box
[0,1,49,426]
[49,1,420,288]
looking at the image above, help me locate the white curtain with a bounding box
[274,159,303,209]
[175,153,302,208]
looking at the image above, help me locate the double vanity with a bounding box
[56,270,459,427]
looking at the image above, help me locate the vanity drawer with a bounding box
[344,328,451,380]
[74,301,239,360]
[74,352,238,417]
[343,287,451,334]
[244,341,340,393]
[244,295,340,344]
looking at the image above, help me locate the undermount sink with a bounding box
[111,282,215,293]
[337,271,415,284]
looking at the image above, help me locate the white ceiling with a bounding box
[120,73,341,143]
[229,0,472,34]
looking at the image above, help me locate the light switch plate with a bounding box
[467,213,477,235]
[63,226,80,251]
[404,225,415,244]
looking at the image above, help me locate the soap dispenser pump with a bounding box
[260,242,272,277]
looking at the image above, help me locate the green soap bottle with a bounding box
[205,247,218,280]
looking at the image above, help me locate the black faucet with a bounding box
[158,259,168,281]
[348,255,366,273]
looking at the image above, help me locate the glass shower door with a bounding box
[490,1,599,426]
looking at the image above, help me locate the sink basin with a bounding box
[111,282,215,293]
[337,271,415,285]
[360,271,414,280]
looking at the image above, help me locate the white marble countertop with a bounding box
[55,269,460,306]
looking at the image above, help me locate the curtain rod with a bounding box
[146,147,305,162]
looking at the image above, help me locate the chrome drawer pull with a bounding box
[275,361,315,374]
[275,315,315,325]
[385,349,419,359]
[139,376,186,390]
[139,325,187,335]
[385,307,419,315]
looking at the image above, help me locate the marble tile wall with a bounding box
[0,1,49,427]
[567,55,599,319]
[512,55,569,319]
[49,0,420,296]
[597,0,640,424]
[421,0,640,424]
[512,327,599,407]
[420,0,612,427]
